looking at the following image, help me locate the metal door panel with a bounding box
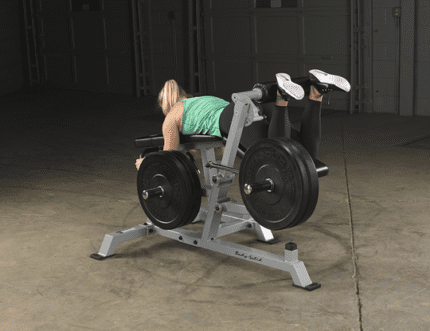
[104,0,129,15]
[40,17,70,53]
[0,38,22,67]
[303,0,349,6]
[0,0,23,94]
[0,0,18,15]
[210,15,252,55]
[374,94,396,114]
[207,59,254,97]
[416,98,430,117]
[153,53,175,72]
[415,61,430,116]
[255,15,298,55]
[304,14,350,55]
[106,56,133,94]
[415,62,430,98]
[44,55,73,87]
[283,7,350,109]
[104,0,133,96]
[373,75,396,114]
[75,55,108,89]
[206,0,249,10]
[416,1,430,62]
[151,0,182,11]
[372,6,398,114]
[372,22,396,43]
[39,0,68,14]
[36,0,71,85]
[415,0,430,116]
[29,0,133,94]
[0,13,20,39]
[0,66,23,94]
[203,2,352,109]
[72,16,105,54]
[105,17,131,53]
[373,60,396,80]
[257,61,300,82]
[373,42,396,62]
[150,23,173,41]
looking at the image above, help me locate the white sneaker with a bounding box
[309,69,351,93]
[276,73,305,100]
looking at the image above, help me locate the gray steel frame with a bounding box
[92,89,321,291]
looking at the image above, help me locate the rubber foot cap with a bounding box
[90,253,115,260]
[257,238,281,245]
[293,282,321,291]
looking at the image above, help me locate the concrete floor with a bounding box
[1,88,430,331]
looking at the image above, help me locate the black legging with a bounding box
[219,77,322,159]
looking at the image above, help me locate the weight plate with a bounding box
[239,137,319,230]
[168,151,202,227]
[160,152,195,228]
[137,152,193,230]
[277,137,319,228]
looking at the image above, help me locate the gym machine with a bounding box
[91,81,329,291]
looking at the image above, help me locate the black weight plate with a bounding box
[239,138,317,230]
[168,151,202,227]
[160,152,195,228]
[269,137,312,229]
[239,138,303,230]
[137,152,192,230]
[175,152,202,227]
[277,137,319,228]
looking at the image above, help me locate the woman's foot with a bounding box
[309,69,351,93]
[276,73,305,100]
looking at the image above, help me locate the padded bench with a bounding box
[134,133,329,178]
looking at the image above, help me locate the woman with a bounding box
[136,70,350,170]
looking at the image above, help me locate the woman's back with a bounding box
[181,96,230,137]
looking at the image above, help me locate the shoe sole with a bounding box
[276,73,305,100]
[309,69,351,92]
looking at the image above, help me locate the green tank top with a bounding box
[181,96,230,138]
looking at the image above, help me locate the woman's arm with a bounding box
[136,110,180,170]
[162,113,180,151]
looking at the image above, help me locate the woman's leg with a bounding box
[219,102,269,152]
[219,102,269,150]
[218,93,292,152]
[300,85,323,159]
[219,102,276,151]
[218,85,323,159]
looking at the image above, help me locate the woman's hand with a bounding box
[135,158,144,170]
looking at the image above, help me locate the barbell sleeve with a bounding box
[142,186,164,200]
[244,178,275,195]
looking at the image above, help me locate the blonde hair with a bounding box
[158,79,191,116]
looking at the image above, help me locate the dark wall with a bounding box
[0,0,25,96]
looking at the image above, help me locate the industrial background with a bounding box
[2,0,427,116]
[1,0,430,330]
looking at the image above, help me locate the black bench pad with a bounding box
[134,133,223,149]
[134,133,328,177]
